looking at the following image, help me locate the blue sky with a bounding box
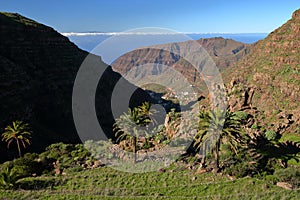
[1,0,299,33]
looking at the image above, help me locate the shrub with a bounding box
[233,111,248,121]
[251,124,258,129]
[141,141,153,149]
[223,150,262,178]
[84,140,112,160]
[0,153,44,180]
[265,130,277,141]
[39,143,92,169]
[274,167,300,187]
[264,174,281,185]
[39,143,71,161]
[0,165,22,189]
[225,161,258,178]
[154,133,167,143]
[11,153,43,177]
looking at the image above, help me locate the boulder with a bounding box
[276,182,293,190]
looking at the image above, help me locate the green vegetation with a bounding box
[0,165,22,189]
[233,111,248,121]
[0,107,299,199]
[2,101,298,198]
[0,166,299,199]
[280,133,300,142]
[114,102,154,163]
[273,167,300,187]
[251,123,259,129]
[0,143,96,183]
[194,109,247,171]
[39,142,93,170]
[1,12,41,27]
[0,105,299,199]
[264,130,277,141]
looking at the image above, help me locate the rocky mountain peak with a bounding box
[292,8,300,20]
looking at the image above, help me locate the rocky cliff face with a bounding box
[196,37,251,68]
[0,13,149,161]
[228,9,300,134]
[112,37,251,88]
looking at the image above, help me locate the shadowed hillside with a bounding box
[0,12,149,162]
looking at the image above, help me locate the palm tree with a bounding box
[114,102,165,163]
[138,102,162,144]
[1,121,32,157]
[114,107,145,163]
[194,109,245,172]
[137,102,152,125]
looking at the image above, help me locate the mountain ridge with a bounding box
[226,8,300,134]
[112,37,251,90]
[231,8,300,109]
[0,12,149,161]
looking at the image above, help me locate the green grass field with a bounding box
[0,166,299,199]
[280,133,300,143]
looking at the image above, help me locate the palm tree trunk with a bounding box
[15,138,22,157]
[213,140,220,171]
[133,137,137,163]
[200,142,206,166]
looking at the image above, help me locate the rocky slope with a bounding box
[0,12,149,161]
[224,9,300,135]
[111,8,300,136]
[112,37,251,88]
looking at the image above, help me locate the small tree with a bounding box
[114,107,146,163]
[194,109,246,171]
[1,121,32,157]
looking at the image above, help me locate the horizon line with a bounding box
[61,32,268,37]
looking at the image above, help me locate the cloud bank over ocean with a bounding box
[61,32,267,37]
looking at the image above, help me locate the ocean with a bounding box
[63,32,267,64]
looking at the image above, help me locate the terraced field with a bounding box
[1,167,299,199]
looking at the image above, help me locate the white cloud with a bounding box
[61,32,267,37]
